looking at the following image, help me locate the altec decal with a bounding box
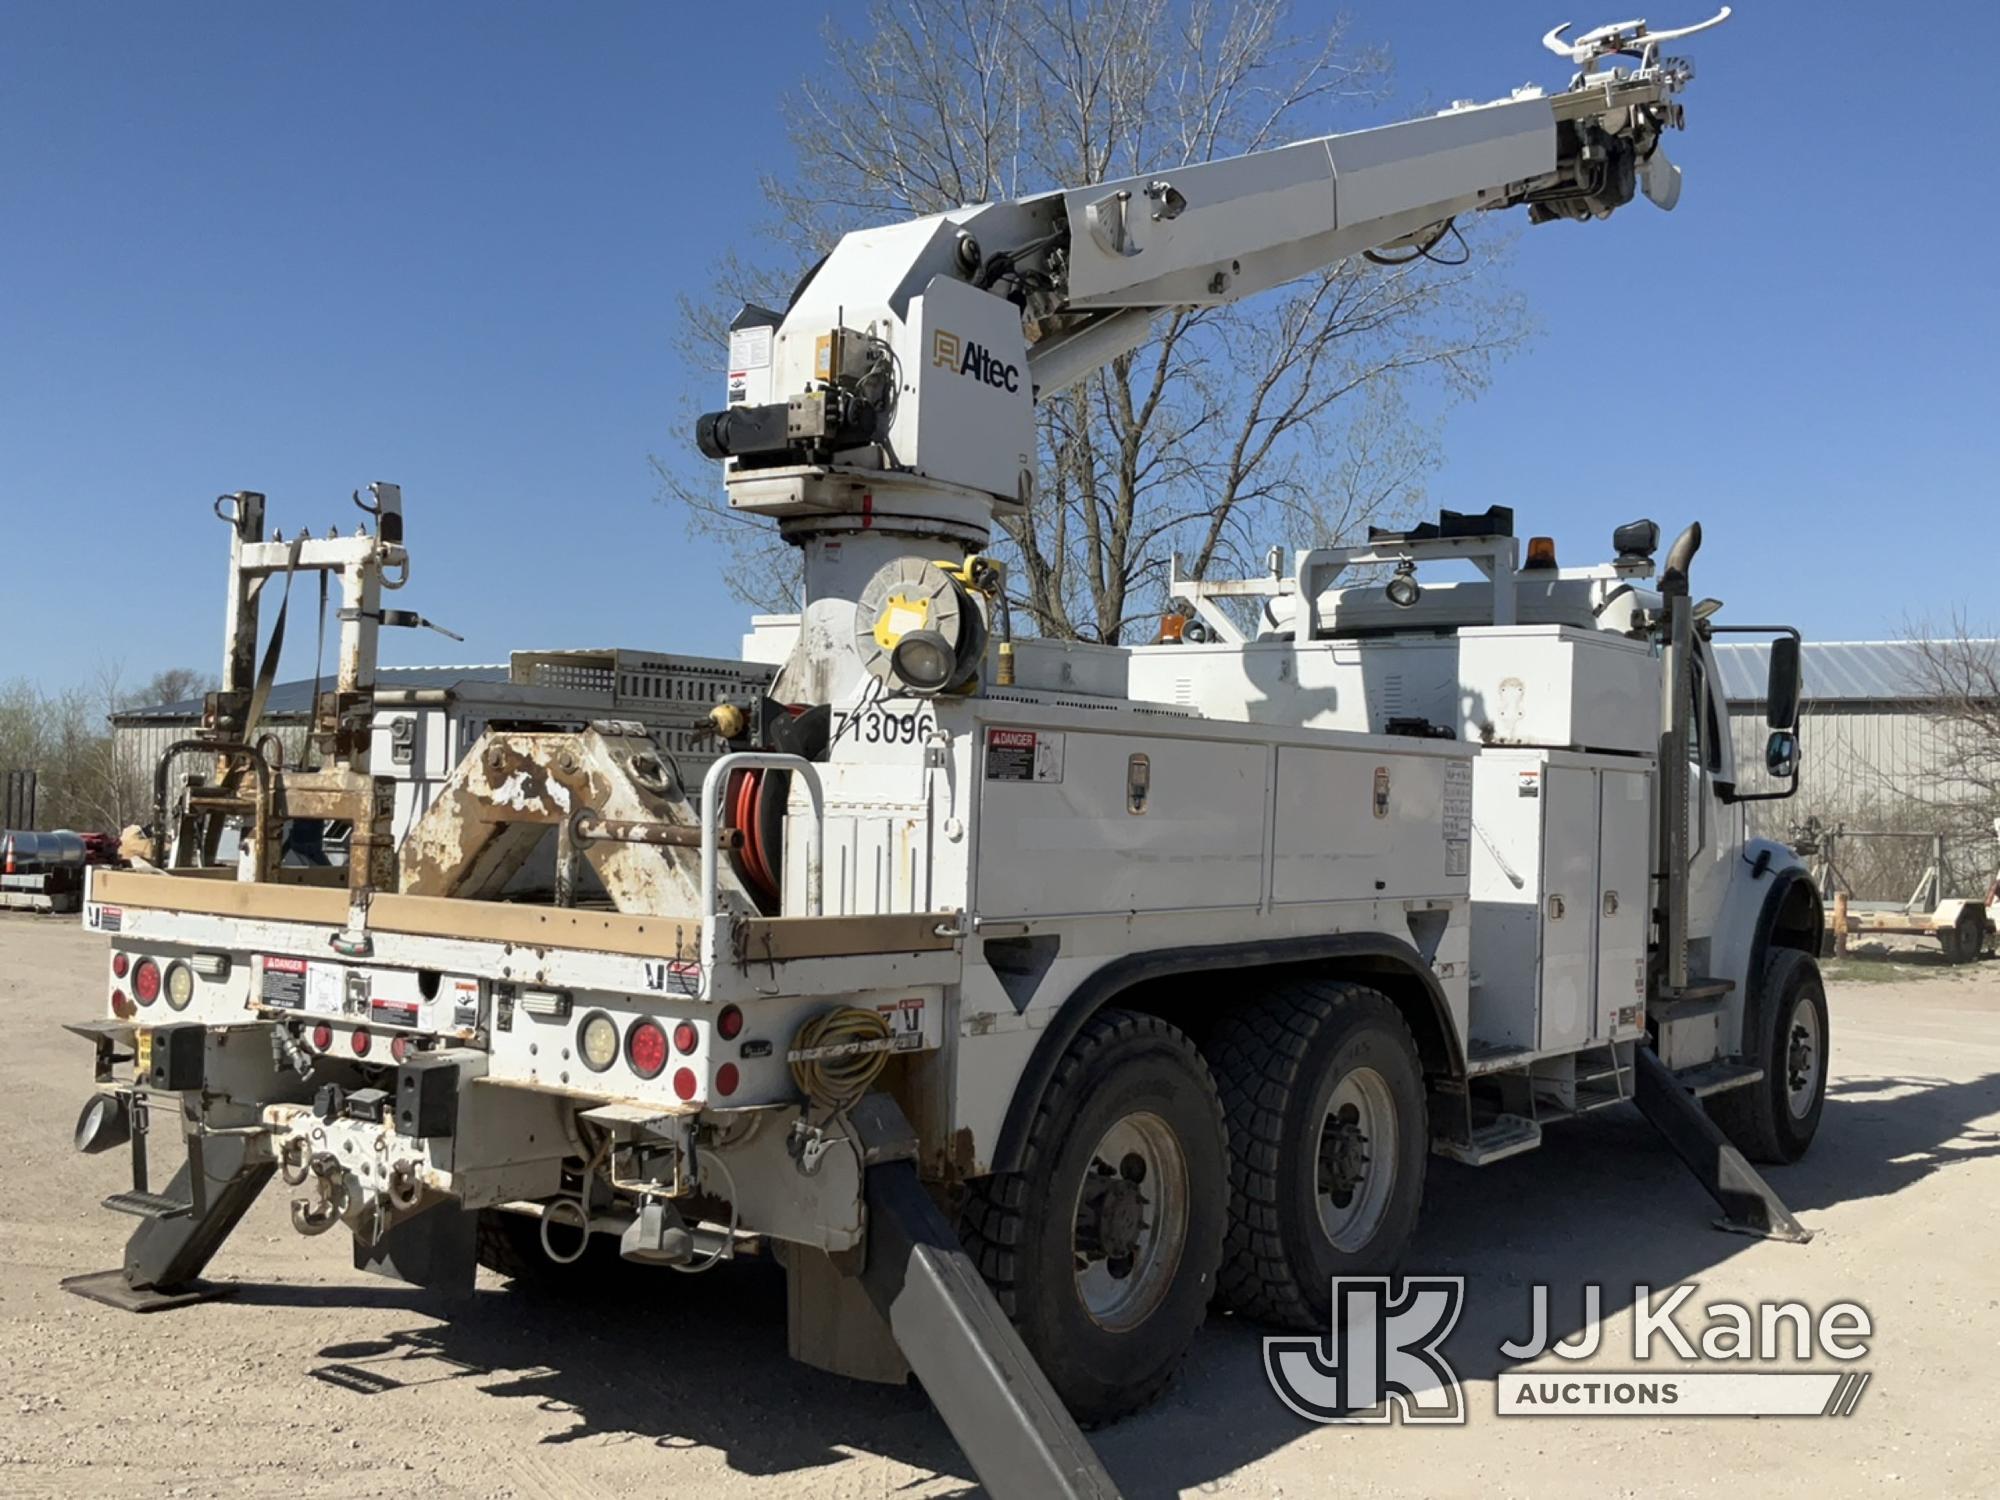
[932,329,1020,392]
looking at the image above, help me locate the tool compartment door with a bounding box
[975,727,1268,918]
[1537,765,1598,1051]
[1595,767,1652,1037]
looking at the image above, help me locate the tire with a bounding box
[958,1009,1227,1426]
[475,1207,627,1292]
[1208,979,1429,1331]
[1710,947,1828,1164]
[1948,909,1985,965]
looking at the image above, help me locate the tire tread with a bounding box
[1208,979,1424,1328]
[958,1008,1222,1424]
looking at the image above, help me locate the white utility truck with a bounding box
[66,13,1821,1496]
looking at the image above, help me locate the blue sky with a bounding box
[4,2,1995,694]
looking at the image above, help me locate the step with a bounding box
[102,1190,191,1221]
[1671,1060,1765,1099]
[1656,976,1735,1006]
[1433,1113,1542,1166]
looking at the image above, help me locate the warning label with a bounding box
[260,955,306,1010]
[451,978,481,1032]
[985,728,1064,783]
[371,999,420,1028]
[1443,760,1473,877]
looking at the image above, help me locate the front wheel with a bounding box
[1711,947,1829,1163]
[1208,979,1429,1331]
[958,1010,1227,1426]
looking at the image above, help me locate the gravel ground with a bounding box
[3,912,1997,1498]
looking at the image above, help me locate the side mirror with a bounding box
[1766,635,1802,728]
[1765,729,1800,780]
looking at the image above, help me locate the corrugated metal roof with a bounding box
[113,665,510,724]
[1713,639,2000,705]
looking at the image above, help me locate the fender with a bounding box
[987,933,1460,1176]
[1737,861,1823,1054]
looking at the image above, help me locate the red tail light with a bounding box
[672,1020,698,1055]
[111,991,134,1019]
[672,1067,698,1101]
[627,1020,668,1079]
[132,959,161,1006]
[391,1035,411,1063]
[311,1023,333,1051]
[717,1005,744,1041]
[715,1063,740,1097]
[111,952,129,979]
[350,1027,372,1058]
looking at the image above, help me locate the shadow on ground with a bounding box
[231,1064,2000,1500]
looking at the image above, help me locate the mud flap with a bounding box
[354,1203,479,1296]
[859,1158,1121,1500]
[1633,1047,1811,1243]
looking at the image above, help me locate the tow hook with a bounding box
[385,1161,423,1210]
[289,1151,345,1235]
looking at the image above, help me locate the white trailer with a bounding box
[64,15,1815,1498]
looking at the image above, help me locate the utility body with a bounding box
[66,14,1822,1497]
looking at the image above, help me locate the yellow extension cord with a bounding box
[788,1005,894,1111]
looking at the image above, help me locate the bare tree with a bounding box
[0,664,215,832]
[657,0,1528,640]
[1906,618,2000,832]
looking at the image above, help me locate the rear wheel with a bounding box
[1208,979,1429,1330]
[475,1207,626,1292]
[1711,947,1828,1163]
[959,1010,1227,1425]
[1942,908,1985,965]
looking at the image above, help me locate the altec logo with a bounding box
[932,328,1021,392]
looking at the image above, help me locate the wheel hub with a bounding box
[1070,1114,1190,1331]
[1786,1025,1813,1091]
[1317,1109,1370,1205]
[1314,1067,1399,1252]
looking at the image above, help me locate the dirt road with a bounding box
[3,913,1996,1497]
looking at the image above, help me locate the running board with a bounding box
[852,1099,1120,1500]
[1433,1113,1542,1165]
[1632,1047,1810,1243]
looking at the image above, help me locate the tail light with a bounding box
[672,1020,699,1055]
[671,1067,698,1102]
[350,1028,372,1059]
[717,1005,744,1041]
[390,1035,411,1063]
[577,1012,619,1072]
[715,1063,740,1097]
[311,1023,333,1051]
[132,959,161,1007]
[627,1020,668,1079]
[111,952,129,979]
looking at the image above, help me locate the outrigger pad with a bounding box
[60,1269,237,1313]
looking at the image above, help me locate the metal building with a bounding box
[109,666,510,805]
[1713,639,2000,884]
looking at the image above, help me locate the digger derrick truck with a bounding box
[65,14,1820,1497]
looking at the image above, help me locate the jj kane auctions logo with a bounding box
[1266,1278,1874,1424]
[932,329,1020,392]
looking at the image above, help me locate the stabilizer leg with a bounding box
[63,1128,276,1311]
[860,1158,1121,1500]
[1633,1047,1811,1243]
